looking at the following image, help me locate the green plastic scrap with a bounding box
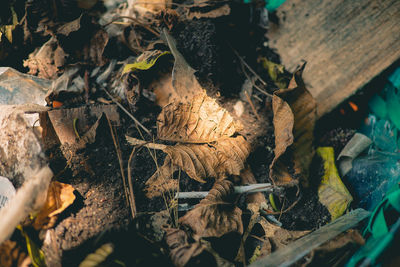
[346,186,400,267]
[389,67,400,89]
[243,0,286,11]
[368,95,387,120]
[386,83,400,131]
[266,0,287,11]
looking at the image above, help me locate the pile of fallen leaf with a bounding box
[0,0,361,266]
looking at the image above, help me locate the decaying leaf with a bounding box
[162,29,204,100]
[317,147,352,221]
[144,136,250,197]
[41,105,120,146]
[32,181,76,230]
[55,14,109,66]
[179,179,243,239]
[258,57,290,89]
[165,228,215,267]
[123,50,170,74]
[270,64,316,186]
[258,218,309,251]
[23,37,66,79]
[0,240,28,267]
[134,0,172,13]
[158,93,242,143]
[151,73,175,107]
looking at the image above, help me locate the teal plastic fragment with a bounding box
[266,0,286,11]
[346,187,400,267]
[243,0,286,12]
[368,95,387,119]
[385,83,400,131]
[389,67,400,89]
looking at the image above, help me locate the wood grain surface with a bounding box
[267,0,400,117]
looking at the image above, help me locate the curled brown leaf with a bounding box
[270,64,316,186]
[165,228,215,267]
[145,136,250,197]
[32,181,76,230]
[179,179,243,239]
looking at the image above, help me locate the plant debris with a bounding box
[0,0,366,266]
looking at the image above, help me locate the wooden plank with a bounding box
[267,0,400,117]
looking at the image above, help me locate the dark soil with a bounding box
[3,3,362,266]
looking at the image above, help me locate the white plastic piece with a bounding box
[0,176,16,210]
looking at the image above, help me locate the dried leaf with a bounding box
[158,93,242,143]
[317,147,352,221]
[165,228,215,267]
[258,218,309,252]
[135,0,172,13]
[123,50,170,74]
[41,105,120,146]
[144,161,179,199]
[151,73,175,107]
[0,240,28,267]
[23,37,66,79]
[56,14,109,66]
[85,28,109,66]
[145,136,250,197]
[235,168,269,263]
[162,29,204,100]
[270,64,316,186]
[32,181,76,230]
[179,180,243,239]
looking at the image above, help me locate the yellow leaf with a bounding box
[17,225,46,267]
[122,50,170,74]
[317,147,353,221]
[32,181,76,229]
[0,7,18,44]
[259,57,289,89]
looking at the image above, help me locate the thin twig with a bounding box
[231,47,266,86]
[107,117,130,209]
[263,193,302,216]
[127,148,138,219]
[102,16,160,36]
[175,184,282,199]
[101,86,152,136]
[231,46,274,98]
[132,0,229,8]
[245,91,262,121]
[126,136,166,150]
